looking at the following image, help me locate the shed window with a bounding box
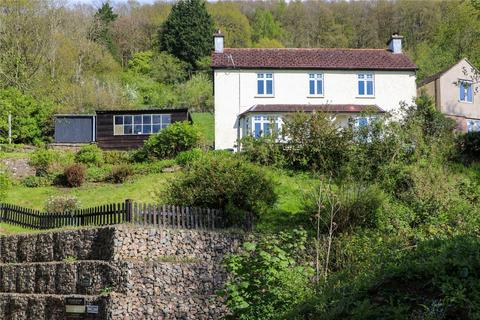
[114,114,172,135]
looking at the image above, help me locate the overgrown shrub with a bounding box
[132,160,177,175]
[457,132,480,162]
[107,164,133,183]
[44,195,80,213]
[75,144,104,167]
[282,111,351,174]
[29,149,57,176]
[239,135,284,166]
[223,229,313,320]
[64,164,86,187]
[21,175,52,188]
[103,150,131,165]
[166,152,276,220]
[86,166,111,183]
[175,148,204,166]
[142,121,202,160]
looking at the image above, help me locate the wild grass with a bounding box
[191,112,214,147]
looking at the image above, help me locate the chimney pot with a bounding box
[214,30,224,54]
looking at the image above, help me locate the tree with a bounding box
[159,0,214,67]
[90,2,119,59]
[208,2,252,48]
[251,9,284,43]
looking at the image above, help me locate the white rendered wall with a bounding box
[214,69,417,150]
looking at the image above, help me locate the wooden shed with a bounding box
[95,109,191,150]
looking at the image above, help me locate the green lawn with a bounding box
[0,223,35,235]
[5,172,175,210]
[191,112,214,146]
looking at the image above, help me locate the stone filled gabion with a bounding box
[0,225,245,319]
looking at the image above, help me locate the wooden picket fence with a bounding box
[0,200,253,231]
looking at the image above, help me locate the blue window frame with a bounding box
[252,115,278,137]
[257,73,273,96]
[358,73,374,96]
[467,119,480,132]
[460,81,473,103]
[309,74,324,96]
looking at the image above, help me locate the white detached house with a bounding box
[211,33,417,150]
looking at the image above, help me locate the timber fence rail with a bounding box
[0,200,253,231]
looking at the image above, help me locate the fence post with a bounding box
[0,203,3,223]
[125,199,133,223]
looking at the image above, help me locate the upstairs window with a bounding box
[257,73,273,96]
[358,73,374,97]
[309,73,324,96]
[114,114,171,135]
[459,81,473,103]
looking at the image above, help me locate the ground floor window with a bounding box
[249,115,280,138]
[467,119,480,132]
[114,114,171,135]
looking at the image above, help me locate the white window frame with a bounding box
[308,73,324,97]
[467,119,480,132]
[113,114,172,136]
[357,73,375,98]
[459,80,473,104]
[251,115,281,138]
[256,73,274,97]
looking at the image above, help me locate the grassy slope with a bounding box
[191,112,214,147]
[5,173,175,210]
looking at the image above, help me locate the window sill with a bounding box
[307,95,325,98]
[254,95,275,98]
[356,95,376,99]
[459,100,473,104]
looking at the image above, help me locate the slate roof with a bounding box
[212,48,417,71]
[240,104,384,116]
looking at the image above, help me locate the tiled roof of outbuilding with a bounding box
[212,48,417,70]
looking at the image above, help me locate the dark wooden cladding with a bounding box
[95,108,191,150]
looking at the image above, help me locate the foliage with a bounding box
[223,229,313,320]
[103,151,132,165]
[175,148,204,167]
[75,144,104,167]
[251,9,284,43]
[159,0,214,66]
[239,135,284,167]
[29,149,60,177]
[175,74,213,112]
[166,152,276,219]
[21,176,52,188]
[142,122,203,160]
[208,2,252,48]
[107,164,134,184]
[44,195,80,213]
[457,132,480,162]
[131,159,177,175]
[253,38,284,48]
[0,88,54,144]
[89,2,118,58]
[282,112,352,175]
[64,164,86,187]
[85,166,111,183]
[0,173,11,202]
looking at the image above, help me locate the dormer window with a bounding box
[257,73,273,96]
[308,73,324,96]
[358,73,374,97]
[459,80,473,103]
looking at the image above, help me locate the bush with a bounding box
[64,164,86,187]
[223,229,313,320]
[166,152,276,220]
[457,132,480,161]
[44,195,80,213]
[21,175,52,188]
[75,144,104,167]
[29,149,57,176]
[85,166,111,183]
[107,164,133,184]
[103,151,131,165]
[175,148,204,166]
[282,111,351,175]
[142,121,202,159]
[239,135,284,166]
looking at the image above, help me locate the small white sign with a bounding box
[86,305,99,314]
